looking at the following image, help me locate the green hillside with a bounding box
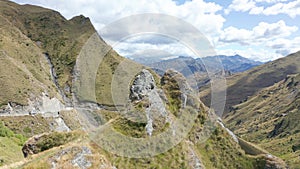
[200,51,300,115]
[225,73,300,168]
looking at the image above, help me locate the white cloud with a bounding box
[262,0,300,18]
[219,20,298,45]
[226,0,300,18]
[216,47,283,61]
[266,36,300,55]
[255,0,288,3]
[218,20,299,61]
[249,6,264,14]
[11,0,300,62]
[254,20,298,38]
[225,0,257,14]
[219,27,252,45]
[114,40,197,59]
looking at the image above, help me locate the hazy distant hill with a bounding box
[134,54,263,76]
[203,55,263,73]
[134,55,262,90]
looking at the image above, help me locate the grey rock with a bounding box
[22,133,46,158]
[130,69,170,136]
[72,146,92,169]
[186,141,205,169]
[130,69,155,101]
[50,146,92,169]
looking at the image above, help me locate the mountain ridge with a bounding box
[134,54,263,74]
[200,50,300,114]
[135,54,263,90]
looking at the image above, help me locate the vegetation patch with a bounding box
[0,115,51,138]
[23,131,83,158]
[0,122,26,166]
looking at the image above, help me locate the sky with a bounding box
[12,0,300,62]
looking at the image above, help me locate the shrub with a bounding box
[36,132,80,152]
[0,122,26,145]
[0,122,14,137]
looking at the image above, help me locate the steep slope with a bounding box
[0,5,59,106]
[0,0,97,166]
[0,0,127,107]
[3,69,286,169]
[0,0,96,102]
[0,122,26,166]
[224,73,300,168]
[200,51,300,114]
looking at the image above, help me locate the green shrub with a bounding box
[0,123,14,137]
[36,132,80,152]
[23,126,32,134]
[0,122,26,145]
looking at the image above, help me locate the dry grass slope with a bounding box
[0,0,96,101]
[200,51,300,115]
[225,73,300,168]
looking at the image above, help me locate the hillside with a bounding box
[2,69,286,169]
[200,51,300,114]
[0,0,128,108]
[0,1,59,106]
[0,0,288,168]
[224,73,300,168]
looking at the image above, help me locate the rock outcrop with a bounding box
[22,133,46,158]
[264,154,288,169]
[217,118,238,143]
[130,69,156,101]
[0,93,66,116]
[130,69,170,136]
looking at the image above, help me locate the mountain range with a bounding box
[133,55,263,76]
[134,55,263,89]
[134,54,263,74]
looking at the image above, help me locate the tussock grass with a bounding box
[225,73,300,167]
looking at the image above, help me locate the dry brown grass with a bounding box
[225,74,300,167]
[200,51,300,115]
